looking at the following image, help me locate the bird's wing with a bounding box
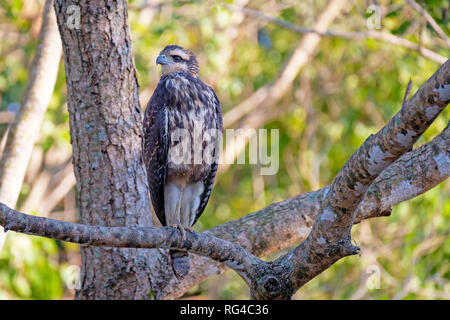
[192,86,223,225]
[143,91,169,226]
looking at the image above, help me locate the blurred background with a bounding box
[0,0,448,299]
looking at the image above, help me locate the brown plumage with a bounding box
[143,45,222,278]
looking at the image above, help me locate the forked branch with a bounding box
[0,59,448,299]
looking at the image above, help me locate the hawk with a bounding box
[143,45,223,278]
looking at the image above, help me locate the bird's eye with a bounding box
[172,55,182,62]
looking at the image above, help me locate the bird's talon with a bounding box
[185,226,194,233]
[171,224,187,246]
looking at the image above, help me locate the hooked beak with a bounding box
[156,54,170,65]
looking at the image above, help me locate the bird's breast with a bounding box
[166,92,218,187]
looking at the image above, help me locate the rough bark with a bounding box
[0,0,61,250]
[53,0,171,299]
[274,60,450,298]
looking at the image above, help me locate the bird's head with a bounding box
[156,45,199,77]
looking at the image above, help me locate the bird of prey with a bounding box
[143,45,223,278]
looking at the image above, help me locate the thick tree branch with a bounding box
[0,59,448,299]
[0,120,447,298]
[162,59,450,299]
[0,202,264,280]
[0,6,450,299]
[270,59,450,298]
[160,121,449,299]
[356,123,449,223]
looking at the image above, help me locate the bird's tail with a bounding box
[169,249,190,279]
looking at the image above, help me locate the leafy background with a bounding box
[0,0,448,299]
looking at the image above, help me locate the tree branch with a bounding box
[273,59,450,297]
[356,123,449,223]
[0,202,263,279]
[0,59,448,299]
[222,0,347,129]
[406,0,450,47]
[161,59,449,299]
[160,120,450,299]
[220,0,348,174]
[223,4,447,64]
[1,120,447,298]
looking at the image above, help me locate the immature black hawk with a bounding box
[143,45,223,278]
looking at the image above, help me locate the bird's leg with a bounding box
[170,190,186,245]
[170,224,186,244]
[170,221,195,246]
[170,224,194,247]
[169,189,194,246]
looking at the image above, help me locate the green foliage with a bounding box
[0,0,448,299]
[0,234,63,299]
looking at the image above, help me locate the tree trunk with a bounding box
[53,0,171,299]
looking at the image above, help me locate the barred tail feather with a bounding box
[170,249,190,279]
